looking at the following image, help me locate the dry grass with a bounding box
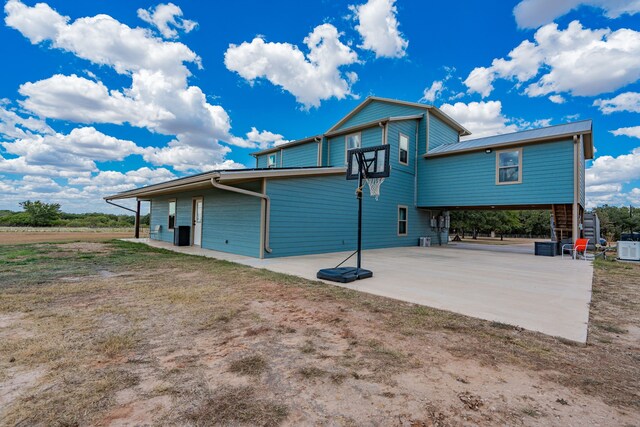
[183,385,288,427]
[0,240,638,425]
[228,354,268,376]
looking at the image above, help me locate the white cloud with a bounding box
[245,127,290,149]
[549,94,565,104]
[420,80,444,103]
[611,126,640,138]
[224,24,359,109]
[593,92,640,114]
[349,0,408,58]
[0,167,177,212]
[439,100,520,139]
[1,127,142,174]
[5,0,201,79]
[464,21,640,99]
[5,1,278,173]
[586,147,640,188]
[4,0,68,43]
[137,3,197,39]
[0,106,53,139]
[141,144,244,173]
[514,0,640,29]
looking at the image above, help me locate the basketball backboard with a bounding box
[346,144,390,180]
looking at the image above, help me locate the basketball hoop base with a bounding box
[317,267,373,283]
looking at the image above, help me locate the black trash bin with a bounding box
[174,225,191,246]
[534,241,556,256]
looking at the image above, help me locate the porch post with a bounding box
[134,199,141,239]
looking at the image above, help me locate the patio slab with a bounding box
[124,239,593,342]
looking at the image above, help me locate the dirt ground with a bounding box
[0,230,137,245]
[0,241,638,426]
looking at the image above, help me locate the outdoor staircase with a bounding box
[583,211,600,248]
[551,204,573,241]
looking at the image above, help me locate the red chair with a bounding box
[562,238,590,260]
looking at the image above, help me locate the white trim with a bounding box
[398,205,408,236]
[267,153,277,168]
[399,132,409,165]
[495,147,523,185]
[344,132,362,165]
[168,198,176,230]
[191,196,203,246]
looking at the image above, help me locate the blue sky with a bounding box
[0,0,639,213]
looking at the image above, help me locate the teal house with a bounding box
[106,97,594,258]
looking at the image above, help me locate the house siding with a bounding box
[149,184,262,257]
[281,142,319,167]
[336,100,426,130]
[419,139,575,207]
[256,151,280,168]
[578,139,585,208]
[265,157,443,258]
[428,114,459,151]
[327,126,384,167]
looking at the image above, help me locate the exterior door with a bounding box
[193,198,203,246]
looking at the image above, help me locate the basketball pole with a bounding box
[356,168,363,273]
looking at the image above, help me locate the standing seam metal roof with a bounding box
[427,120,592,155]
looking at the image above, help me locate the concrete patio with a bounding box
[124,239,593,342]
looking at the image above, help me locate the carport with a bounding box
[126,239,593,343]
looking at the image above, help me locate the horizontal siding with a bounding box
[328,127,384,167]
[419,139,576,207]
[428,113,458,151]
[327,135,346,166]
[387,120,418,176]
[265,172,444,258]
[337,100,426,130]
[579,140,585,208]
[149,184,262,257]
[256,151,281,168]
[282,142,318,167]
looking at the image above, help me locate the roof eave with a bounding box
[423,130,593,158]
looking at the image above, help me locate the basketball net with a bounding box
[364,177,384,200]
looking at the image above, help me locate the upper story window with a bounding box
[496,148,522,184]
[267,153,277,168]
[399,133,409,165]
[345,133,361,163]
[168,199,176,230]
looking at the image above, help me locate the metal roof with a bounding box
[427,120,593,157]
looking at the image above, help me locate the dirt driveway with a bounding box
[0,241,638,426]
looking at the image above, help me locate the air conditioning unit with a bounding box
[618,241,640,261]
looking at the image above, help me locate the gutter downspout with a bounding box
[572,135,579,243]
[210,178,272,254]
[414,118,420,207]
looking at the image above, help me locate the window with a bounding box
[398,206,408,236]
[345,132,361,163]
[496,148,522,184]
[267,154,276,168]
[399,133,409,165]
[168,199,176,230]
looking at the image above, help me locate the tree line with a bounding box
[0,200,150,228]
[450,205,640,241]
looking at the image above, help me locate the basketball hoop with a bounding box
[317,144,391,283]
[364,177,385,200]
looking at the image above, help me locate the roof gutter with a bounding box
[210,177,272,254]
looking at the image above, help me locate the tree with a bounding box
[19,200,61,227]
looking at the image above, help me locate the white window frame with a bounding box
[496,148,522,185]
[399,133,409,165]
[267,153,277,168]
[168,199,176,230]
[398,205,408,236]
[344,132,361,164]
